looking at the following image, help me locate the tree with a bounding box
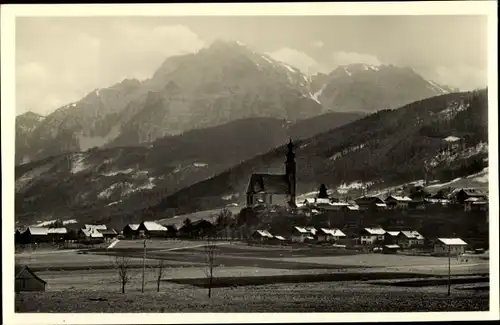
[204,237,218,298]
[215,208,233,239]
[156,259,165,292]
[318,184,328,199]
[115,256,131,294]
[181,218,192,238]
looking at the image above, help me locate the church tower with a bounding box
[285,138,297,208]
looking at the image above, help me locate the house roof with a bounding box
[246,173,290,195]
[27,227,49,236]
[385,195,412,202]
[99,228,117,235]
[125,224,140,231]
[384,244,400,249]
[347,205,359,210]
[437,238,468,246]
[454,188,486,197]
[274,235,286,240]
[386,231,400,237]
[319,228,346,237]
[294,226,310,234]
[48,228,67,234]
[400,231,424,240]
[255,230,273,238]
[355,196,384,204]
[15,265,47,284]
[375,203,387,207]
[363,227,386,235]
[80,228,103,238]
[141,221,168,232]
[85,224,107,230]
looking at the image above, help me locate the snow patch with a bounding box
[106,200,122,207]
[34,220,56,227]
[337,181,374,193]
[280,62,296,73]
[101,168,135,176]
[329,143,367,161]
[98,183,121,199]
[369,65,379,71]
[444,136,461,142]
[193,163,208,168]
[427,80,448,94]
[344,67,352,76]
[311,84,327,103]
[261,56,274,65]
[309,92,321,105]
[71,153,88,174]
[426,178,464,189]
[63,219,78,225]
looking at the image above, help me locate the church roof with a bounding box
[246,173,290,195]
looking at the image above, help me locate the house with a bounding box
[137,221,168,238]
[47,227,68,242]
[251,230,274,242]
[22,227,50,244]
[78,227,104,243]
[355,197,386,211]
[383,244,400,254]
[384,231,401,245]
[385,195,413,210]
[359,227,386,245]
[316,228,346,242]
[98,228,118,241]
[464,197,488,212]
[189,219,216,238]
[397,231,425,249]
[408,191,429,210]
[122,224,140,238]
[246,139,296,208]
[452,188,488,204]
[434,238,468,256]
[161,224,179,238]
[291,226,315,243]
[303,198,333,208]
[15,265,47,292]
[85,224,107,231]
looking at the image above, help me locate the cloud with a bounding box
[312,40,324,48]
[424,65,487,91]
[16,19,205,115]
[268,47,326,75]
[331,51,382,68]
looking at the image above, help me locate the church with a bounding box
[246,139,297,208]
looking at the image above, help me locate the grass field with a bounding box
[15,279,489,312]
[14,239,490,312]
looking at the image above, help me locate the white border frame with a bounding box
[2,2,499,324]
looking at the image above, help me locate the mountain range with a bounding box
[146,88,488,219]
[14,111,363,226]
[16,39,453,165]
[15,87,487,228]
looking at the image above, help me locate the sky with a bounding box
[16,15,488,116]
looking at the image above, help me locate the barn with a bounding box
[15,265,47,292]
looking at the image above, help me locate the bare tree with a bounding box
[204,237,218,298]
[156,259,165,292]
[114,256,131,294]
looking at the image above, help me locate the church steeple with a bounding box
[285,138,296,208]
[286,138,295,163]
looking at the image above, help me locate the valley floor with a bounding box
[15,280,489,313]
[14,240,490,313]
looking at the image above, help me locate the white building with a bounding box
[317,228,346,242]
[434,238,468,256]
[360,227,386,245]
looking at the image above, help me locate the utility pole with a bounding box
[447,244,451,296]
[142,238,146,293]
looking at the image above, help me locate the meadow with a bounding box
[15,239,490,312]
